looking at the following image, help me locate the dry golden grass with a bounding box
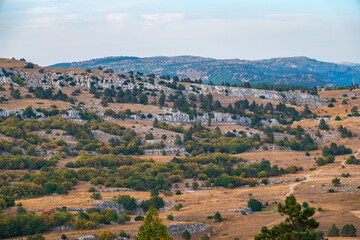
[1,61,360,239]
[136,154,179,163]
[0,86,71,110]
[7,160,360,240]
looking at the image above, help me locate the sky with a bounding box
[0,0,359,66]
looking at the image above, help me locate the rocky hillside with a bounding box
[0,59,324,106]
[48,56,360,87]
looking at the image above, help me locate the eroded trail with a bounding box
[286,175,311,197]
[351,211,360,220]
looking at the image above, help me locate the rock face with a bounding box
[260,118,279,126]
[62,110,81,119]
[194,85,325,105]
[133,112,252,126]
[93,200,126,214]
[92,200,144,215]
[75,236,99,240]
[167,223,208,235]
[228,207,253,215]
[0,109,45,118]
[143,148,186,155]
[52,224,74,231]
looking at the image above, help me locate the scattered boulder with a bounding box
[167,223,208,235]
[228,207,253,215]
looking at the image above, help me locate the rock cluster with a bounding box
[143,148,186,155]
[92,200,144,215]
[167,223,208,235]
[75,236,99,240]
[62,110,82,119]
[98,188,133,193]
[0,109,45,118]
[228,207,253,215]
[92,200,126,214]
[52,224,74,231]
[133,112,252,126]
[195,85,325,105]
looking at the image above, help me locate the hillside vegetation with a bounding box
[48,56,360,86]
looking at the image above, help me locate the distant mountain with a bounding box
[48,56,360,86]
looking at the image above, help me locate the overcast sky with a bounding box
[0,0,359,66]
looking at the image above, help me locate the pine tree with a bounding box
[315,129,322,139]
[244,81,251,88]
[159,93,166,107]
[328,224,340,237]
[214,212,223,222]
[174,135,182,146]
[341,224,357,237]
[303,104,312,116]
[153,118,159,128]
[318,119,329,130]
[136,206,172,240]
[182,230,191,240]
[255,195,320,240]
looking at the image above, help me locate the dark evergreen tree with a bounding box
[327,224,340,237]
[255,195,320,240]
[341,224,357,237]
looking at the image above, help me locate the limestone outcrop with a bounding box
[0,66,325,105]
[194,85,325,105]
[167,223,209,235]
[132,112,252,125]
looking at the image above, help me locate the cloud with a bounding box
[63,14,78,21]
[141,13,184,26]
[106,13,128,23]
[25,17,56,28]
[27,7,59,14]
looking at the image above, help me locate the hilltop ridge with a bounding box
[48,55,360,87]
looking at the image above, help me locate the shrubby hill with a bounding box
[48,56,360,87]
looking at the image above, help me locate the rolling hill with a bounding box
[48,56,360,87]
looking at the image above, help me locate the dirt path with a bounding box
[351,211,360,220]
[355,149,360,158]
[286,175,311,197]
[341,147,360,166]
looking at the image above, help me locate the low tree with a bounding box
[90,192,102,200]
[332,177,341,186]
[254,195,320,240]
[182,230,191,240]
[341,224,357,237]
[214,212,223,222]
[248,198,263,212]
[16,203,27,215]
[24,62,35,69]
[318,119,329,130]
[302,202,309,208]
[328,224,340,237]
[244,81,251,88]
[27,234,45,240]
[174,135,182,145]
[145,133,154,140]
[98,230,115,240]
[11,89,21,99]
[136,206,172,240]
[119,230,130,238]
[139,93,148,105]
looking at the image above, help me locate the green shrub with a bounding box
[248,198,263,212]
